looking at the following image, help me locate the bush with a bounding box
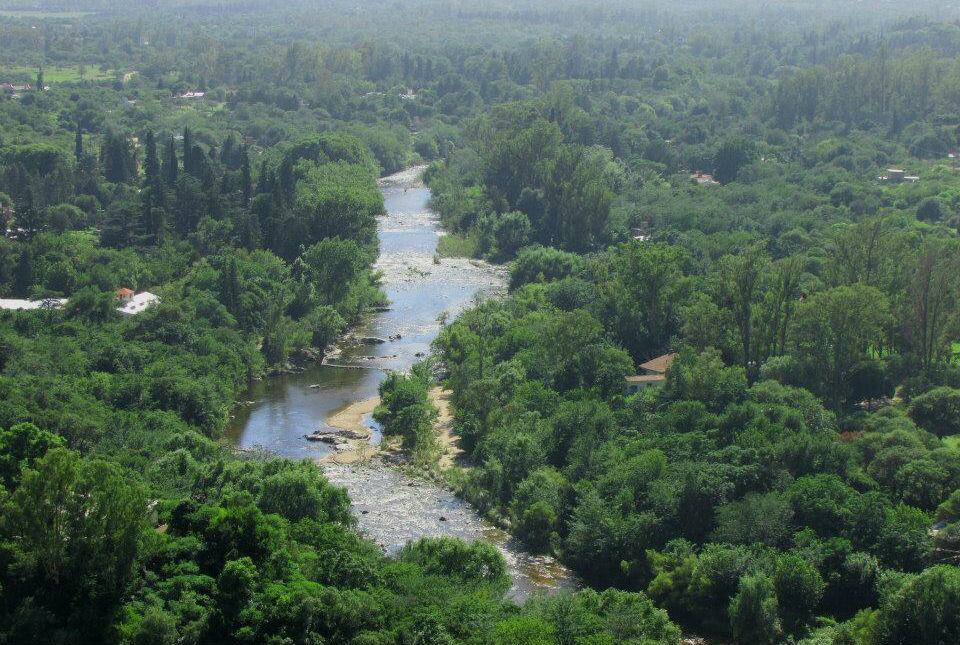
[908,387,960,437]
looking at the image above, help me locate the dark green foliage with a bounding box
[908,387,960,437]
[871,566,960,645]
[398,537,509,589]
[510,246,583,290]
[3,2,960,643]
[2,448,145,639]
[713,139,755,184]
[728,574,781,645]
[374,368,439,462]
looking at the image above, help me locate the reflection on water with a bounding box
[226,167,506,458]
[227,167,577,600]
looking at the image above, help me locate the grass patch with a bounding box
[0,11,94,18]
[0,64,114,83]
[436,232,476,258]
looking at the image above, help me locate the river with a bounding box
[226,166,578,601]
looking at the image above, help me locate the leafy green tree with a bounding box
[65,286,119,323]
[13,246,34,296]
[257,462,350,523]
[908,387,960,437]
[306,305,346,348]
[493,616,554,645]
[712,492,794,548]
[143,130,160,187]
[774,552,825,633]
[713,138,754,184]
[787,474,858,537]
[215,557,259,637]
[510,245,583,289]
[728,574,781,645]
[0,422,64,487]
[605,242,688,360]
[916,196,944,221]
[510,467,567,552]
[871,566,960,645]
[100,130,137,183]
[46,203,84,233]
[298,237,371,306]
[162,135,178,187]
[399,537,509,589]
[663,348,748,412]
[130,608,178,645]
[2,449,144,636]
[494,211,532,258]
[374,370,439,459]
[905,240,959,377]
[290,161,383,260]
[789,285,890,414]
[712,246,769,379]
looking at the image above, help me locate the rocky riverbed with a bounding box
[227,166,576,600]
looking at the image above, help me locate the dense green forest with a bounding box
[1,1,960,644]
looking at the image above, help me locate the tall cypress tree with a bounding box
[162,135,178,187]
[241,145,252,206]
[101,130,136,183]
[219,255,241,315]
[14,247,33,296]
[143,131,160,186]
[182,128,193,176]
[74,127,83,163]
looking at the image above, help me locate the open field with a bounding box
[0,10,94,18]
[0,64,114,83]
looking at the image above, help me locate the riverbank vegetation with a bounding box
[421,3,960,645]
[374,365,442,468]
[3,0,960,643]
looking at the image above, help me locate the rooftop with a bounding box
[0,298,66,311]
[117,291,159,315]
[639,353,677,375]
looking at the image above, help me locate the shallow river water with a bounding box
[227,167,578,601]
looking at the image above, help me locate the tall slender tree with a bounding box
[241,145,252,206]
[74,127,83,163]
[182,128,193,176]
[143,131,160,187]
[162,135,178,187]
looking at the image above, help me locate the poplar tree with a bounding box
[162,135,178,187]
[241,145,252,206]
[143,131,160,186]
[74,127,83,163]
[182,128,193,175]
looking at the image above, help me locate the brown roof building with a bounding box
[638,353,676,375]
[624,353,677,395]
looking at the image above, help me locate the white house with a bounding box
[117,291,160,315]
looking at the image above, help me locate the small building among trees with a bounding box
[624,353,676,394]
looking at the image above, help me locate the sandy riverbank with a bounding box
[320,396,380,464]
